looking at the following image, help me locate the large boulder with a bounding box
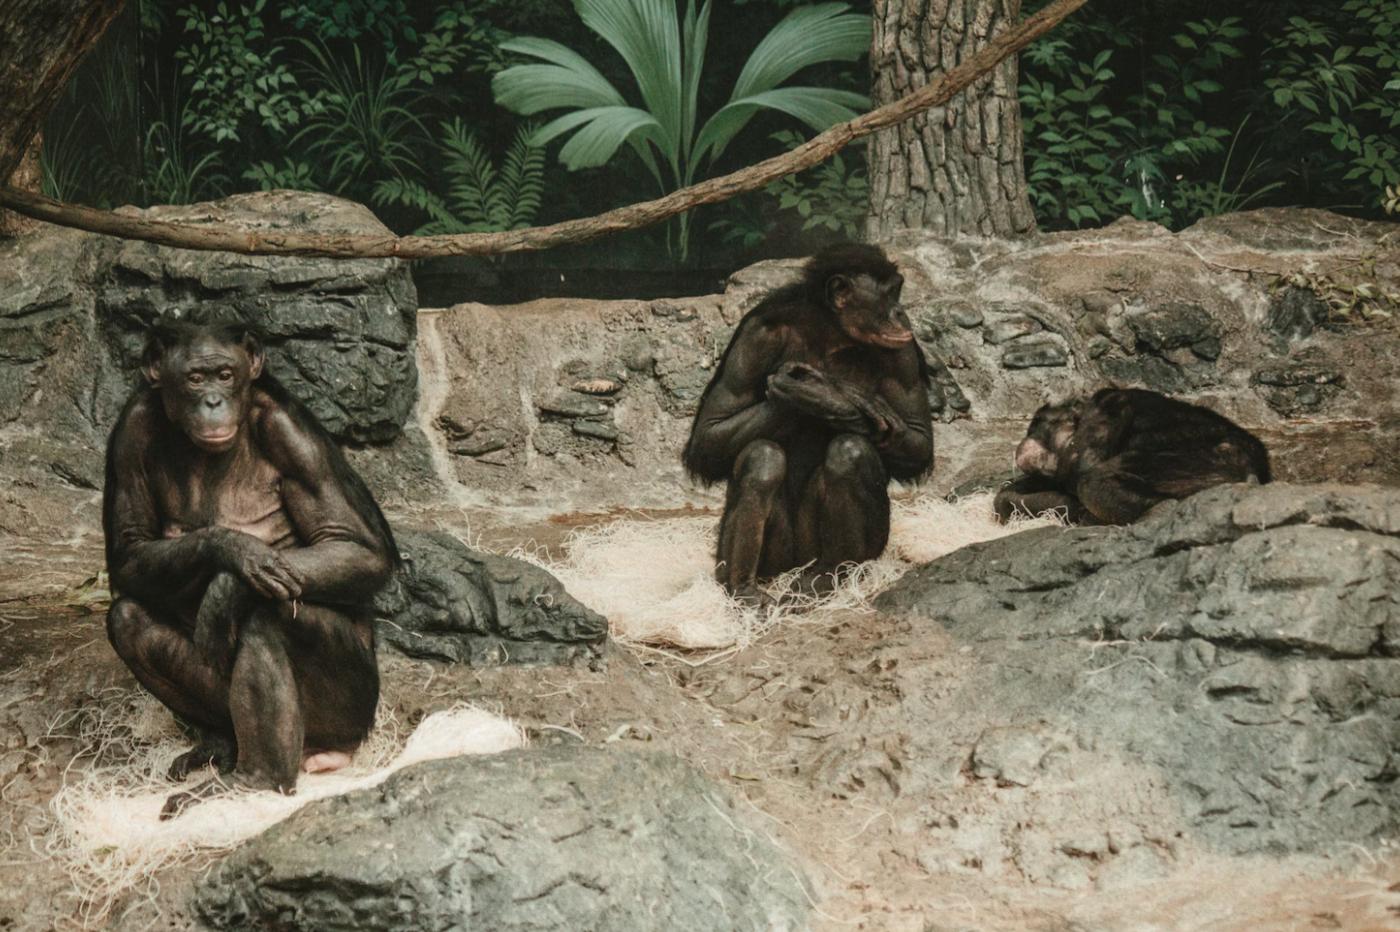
[375,530,608,665]
[875,481,1400,858]
[194,747,812,931]
[0,192,418,495]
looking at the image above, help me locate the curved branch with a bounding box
[0,0,1087,258]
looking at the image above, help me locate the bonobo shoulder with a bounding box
[251,389,328,478]
[110,390,162,451]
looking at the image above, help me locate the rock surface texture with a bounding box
[419,209,1399,507]
[194,747,812,931]
[876,481,1400,858]
[375,531,608,665]
[0,191,417,504]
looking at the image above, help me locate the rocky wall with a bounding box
[424,209,1398,509]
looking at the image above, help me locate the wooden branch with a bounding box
[0,0,1087,258]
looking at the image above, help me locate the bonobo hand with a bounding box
[766,362,867,434]
[844,391,905,446]
[214,530,303,601]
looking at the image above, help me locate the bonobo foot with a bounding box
[726,581,775,611]
[160,771,290,821]
[167,731,237,781]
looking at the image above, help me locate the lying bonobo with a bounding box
[995,387,1271,525]
[684,243,934,603]
[104,317,398,819]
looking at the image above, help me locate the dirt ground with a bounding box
[2,501,1400,931]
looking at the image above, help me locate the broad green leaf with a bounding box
[732,3,870,100]
[694,87,866,164]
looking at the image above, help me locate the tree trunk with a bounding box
[0,0,125,236]
[866,0,1036,238]
[0,132,43,237]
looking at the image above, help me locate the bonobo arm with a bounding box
[259,403,394,604]
[683,320,796,482]
[867,345,933,480]
[104,398,301,602]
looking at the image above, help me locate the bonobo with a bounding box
[994,387,1271,525]
[683,243,933,602]
[103,317,397,818]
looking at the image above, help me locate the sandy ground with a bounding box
[2,501,1400,931]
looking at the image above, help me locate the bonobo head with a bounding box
[804,243,911,350]
[142,318,264,453]
[1015,399,1082,477]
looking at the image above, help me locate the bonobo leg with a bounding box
[716,440,794,605]
[1076,464,1163,525]
[110,572,377,818]
[794,434,890,587]
[994,475,1090,524]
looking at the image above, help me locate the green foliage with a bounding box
[242,158,317,191]
[764,130,867,237]
[372,119,545,234]
[174,0,311,143]
[1262,2,1400,200]
[1021,0,1400,230]
[491,0,870,261]
[144,115,227,205]
[288,41,430,191]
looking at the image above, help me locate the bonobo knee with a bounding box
[824,434,881,481]
[106,598,143,653]
[735,440,787,491]
[203,570,244,604]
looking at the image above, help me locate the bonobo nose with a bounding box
[203,395,223,409]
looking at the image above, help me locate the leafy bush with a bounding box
[372,119,545,234]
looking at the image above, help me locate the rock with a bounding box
[538,390,611,419]
[1268,286,1328,342]
[982,313,1042,345]
[876,482,1400,855]
[1001,337,1068,369]
[375,531,607,666]
[0,191,418,510]
[572,419,619,442]
[194,747,812,932]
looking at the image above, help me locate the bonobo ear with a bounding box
[243,331,265,380]
[826,274,853,310]
[140,334,165,387]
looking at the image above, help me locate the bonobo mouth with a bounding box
[192,426,238,449]
[866,329,915,349]
[1014,438,1056,476]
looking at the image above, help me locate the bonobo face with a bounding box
[1015,401,1079,476]
[828,271,913,349]
[147,332,263,453]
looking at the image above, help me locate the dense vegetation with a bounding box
[39,0,1400,273]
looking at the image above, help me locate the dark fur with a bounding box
[683,244,930,483]
[997,386,1271,525]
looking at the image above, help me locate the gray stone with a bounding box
[194,748,812,932]
[982,314,1042,344]
[1001,338,1068,369]
[538,391,611,419]
[375,531,607,666]
[876,482,1400,855]
[1269,287,1329,342]
[573,419,619,442]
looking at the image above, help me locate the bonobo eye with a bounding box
[217,369,234,383]
[187,373,205,386]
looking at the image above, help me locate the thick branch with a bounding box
[0,0,1087,257]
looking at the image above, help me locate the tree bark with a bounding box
[0,131,43,237]
[866,0,1037,238]
[0,0,126,236]
[0,0,1085,258]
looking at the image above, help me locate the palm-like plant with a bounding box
[372,119,546,235]
[491,0,870,260]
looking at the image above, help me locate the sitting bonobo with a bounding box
[994,387,1271,525]
[104,318,398,818]
[683,244,933,603]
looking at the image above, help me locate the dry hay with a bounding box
[520,491,1060,654]
[46,688,525,923]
